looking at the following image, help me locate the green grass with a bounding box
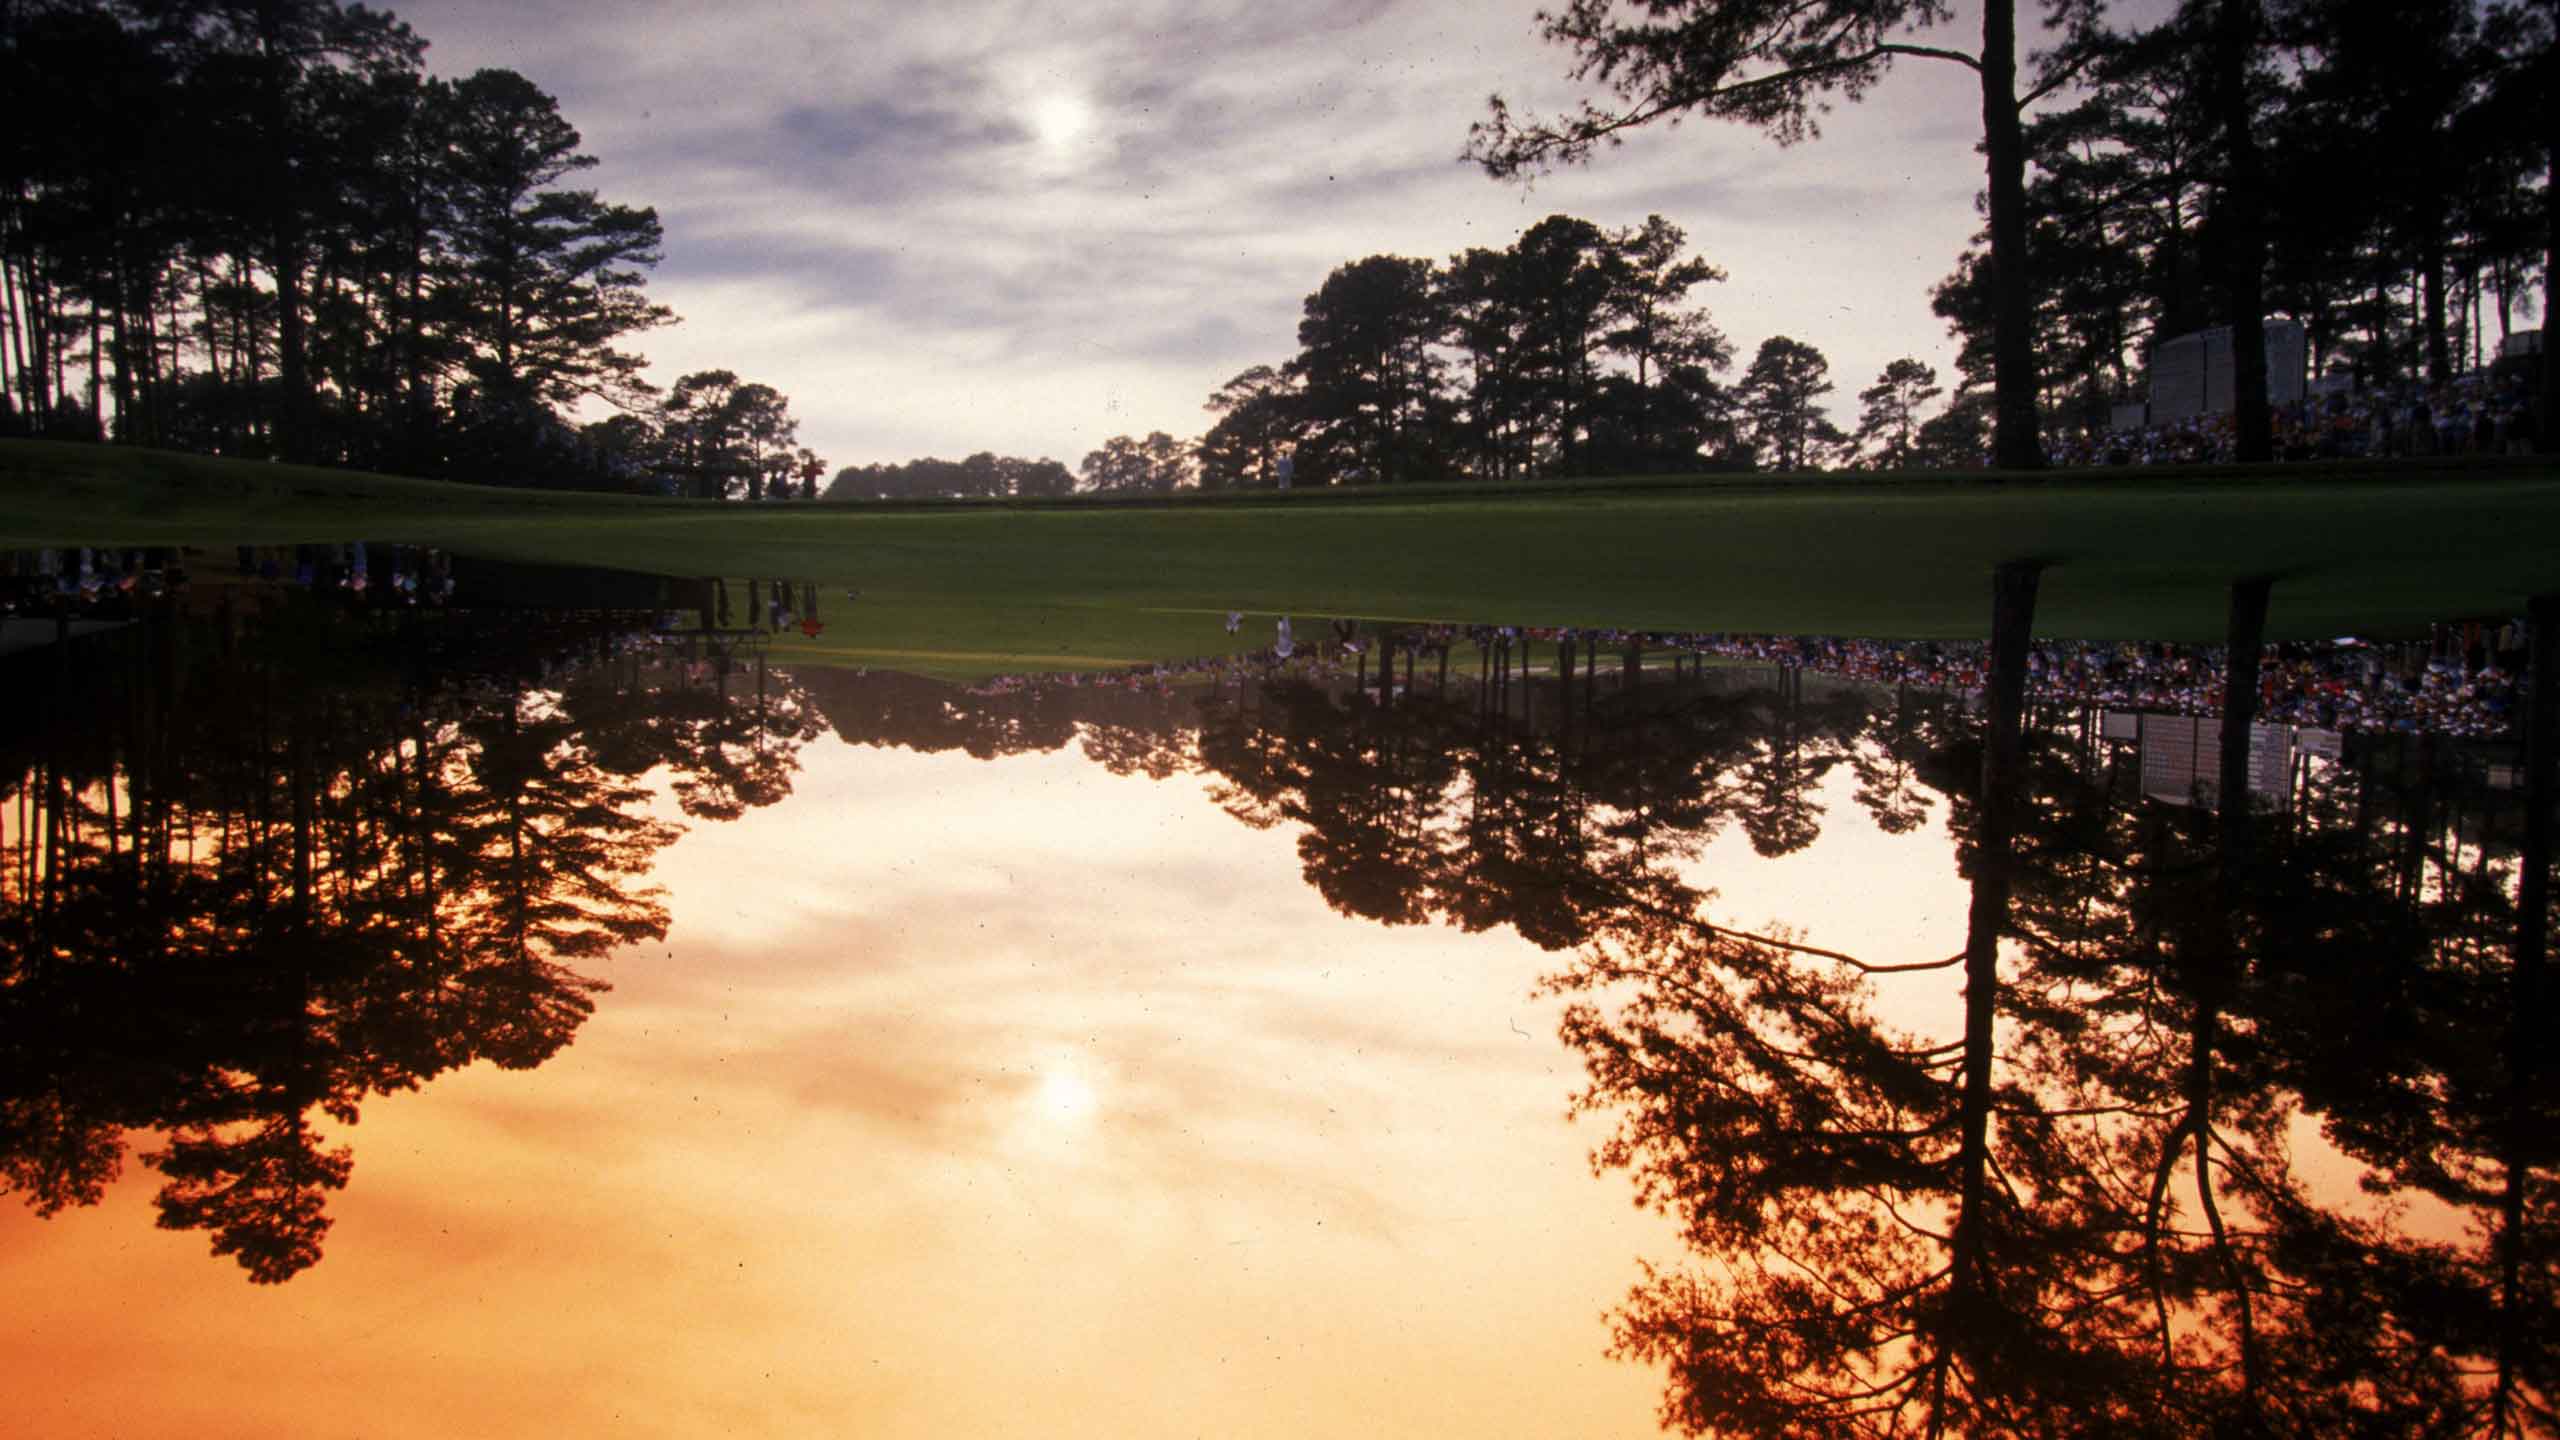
[8,438,2560,681]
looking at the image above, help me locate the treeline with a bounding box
[823,431,1214,501]
[0,1,817,498]
[1192,214,1741,488]
[856,213,1987,500]
[0,592,828,1279]
[1938,0,2551,439]
[822,451,1076,502]
[1062,0,2560,490]
[24,0,2546,497]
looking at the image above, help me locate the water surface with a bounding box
[3,552,2548,1435]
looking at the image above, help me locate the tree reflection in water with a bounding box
[23,567,2548,1429]
[800,602,2557,1435]
[1523,584,2547,1434]
[0,577,822,1282]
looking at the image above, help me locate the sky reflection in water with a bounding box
[1,571,2548,1436]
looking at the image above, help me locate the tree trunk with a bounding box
[2493,592,2557,1431]
[2219,0,2273,462]
[405,212,432,462]
[109,280,137,443]
[1942,559,2040,1420]
[1981,0,2043,470]
[2421,219,2452,387]
[2457,260,2478,368]
[0,232,21,415]
[2543,42,2560,452]
[80,294,99,433]
[3,246,39,419]
[270,229,310,460]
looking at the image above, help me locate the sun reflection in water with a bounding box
[1032,1060,1100,1125]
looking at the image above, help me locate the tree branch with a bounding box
[1473,43,1981,179]
[2016,49,2100,111]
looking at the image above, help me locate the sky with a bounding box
[396,0,2007,473]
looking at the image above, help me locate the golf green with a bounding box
[8,439,2555,680]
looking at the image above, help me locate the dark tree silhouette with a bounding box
[1735,337,1850,473]
[1855,359,1944,470]
[438,68,672,416]
[1468,0,2105,470]
[0,588,774,1282]
[1289,255,1450,484]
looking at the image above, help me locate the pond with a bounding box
[2,547,2550,1436]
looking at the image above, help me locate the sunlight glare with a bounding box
[1036,1063,1100,1123]
[1025,91,1093,155]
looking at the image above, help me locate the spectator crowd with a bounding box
[2046,368,2539,468]
[965,616,2532,742]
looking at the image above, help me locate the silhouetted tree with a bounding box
[1854,357,1942,469]
[1079,430,1194,493]
[1289,254,1450,484]
[1736,336,1849,472]
[436,68,670,419]
[0,593,737,1283]
[1197,364,1303,489]
[1470,0,2105,469]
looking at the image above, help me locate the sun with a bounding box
[1024,91,1093,155]
[1035,1063,1100,1123]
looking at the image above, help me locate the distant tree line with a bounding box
[822,451,1076,501]
[1009,211,1985,497]
[1186,213,1747,489]
[0,0,817,498]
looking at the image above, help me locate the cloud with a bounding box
[397,0,2002,466]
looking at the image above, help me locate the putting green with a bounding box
[8,440,2556,680]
